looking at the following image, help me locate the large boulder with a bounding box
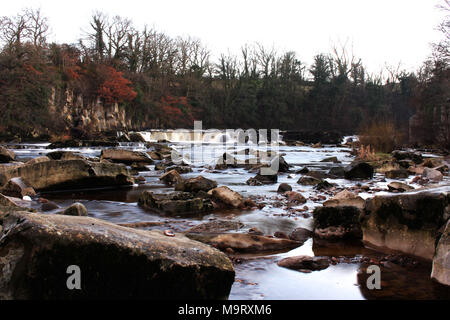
[0,210,234,299]
[0,160,134,191]
[323,190,365,210]
[385,169,409,179]
[344,162,374,180]
[46,151,86,161]
[186,233,301,253]
[210,186,244,209]
[175,176,218,193]
[297,176,321,186]
[313,205,362,240]
[25,156,51,165]
[422,167,443,182]
[138,191,214,215]
[159,169,184,186]
[100,149,154,165]
[392,150,423,164]
[1,177,36,198]
[361,188,449,260]
[246,172,278,185]
[0,146,15,163]
[431,220,450,286]
[60,203,88,216]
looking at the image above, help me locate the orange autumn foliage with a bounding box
[97,66,137,104]
[160,95,194,128]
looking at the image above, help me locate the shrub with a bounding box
[358,121,404,153]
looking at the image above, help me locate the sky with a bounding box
[1,0,447,74]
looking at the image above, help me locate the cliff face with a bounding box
[48,87,130,135]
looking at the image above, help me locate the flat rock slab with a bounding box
[431,220,450,286]
[186,232,302,253]
[0,210,234,299]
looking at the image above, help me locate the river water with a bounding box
[5,135,450,300]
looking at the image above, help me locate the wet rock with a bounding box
[0,146,15,163]
[41,201,60,211]
[387,182,414,192]
[138,191,213,215]
[314,180,334,191]
[296,167,309,174]
[285,191,307,204]
[59,202,88,216]
[100,149,154,165]
[274,231,289,239]
[186,233,301,253]
[246,170,278,185]
[210,186,244,208]
[321,156,340,163]
[289,227,312,243]
[392,150,423,164]
[147,151,163,161]
[1,177,36,198]
[277,183,292,193]
[46,151,85,161]
[128,132,146,142]
[248,227,264,235]
[431,220,450,286]
[187,220,244,233]
[272,156,290,173]
[385,169,409,179]
[25,156,51,165]
[327,166,345,178]
[131,162,150,172]
[277,255,330,271]
[0,193,34,211]
[175,176,217,193]
[164,165,193,174]
[215,153,239,170]
[0,160,134,191]
[313,206,362,240]
[361,188,449,260]
[422,167,443,182]
[297,176,321,186]
[344,162,374,180]
[323,190,365,209]
[0,210,234,299]
[159,169,184,186]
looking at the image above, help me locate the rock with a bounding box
[328,166,345,178]
[361,188,449,260]
[296,167,309,174]
[314,180,334,191]
[285,191,307,204]
[60,202,88,216]
[0,210,234,299]
[313,206,362,240]
[147,151,163,161]
[215,153,239,170]
[175,176,218,193]
[138,191,213,215]
[41,201,60,211]
[46,151,86,161]
[100,149,154,165]
[297,176,321,186]
[0,193,34,211]
[164,165,193,174]
[274,231,289,239]
[128,132,146,142]
[210,186,244,208]
[344,162,374,180]
[0,160,133,191]
[385,169,410,179]
[272,156,290,173]
[321,156,340,163]
[277,255,330,271]
[159,169,184,186]
[248,227,264,235]
[289,227,312,243]
[323,190,365,210]
[277,183,292,193]
[131,162,150,172]
[387,182,414,192]
[431,220,450,286]
[246,170,278,185]
[0,146,15,163]
[422,167,443,182]
[392,150,423,164]
[25,156,51,165]
[186,233,301,253]
[1,177,36,198]
[187,220,244,233]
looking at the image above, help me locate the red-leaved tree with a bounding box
[97,65,137,104]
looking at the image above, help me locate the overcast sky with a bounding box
[2,0,447,73]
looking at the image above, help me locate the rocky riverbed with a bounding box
[0,135,449,299]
